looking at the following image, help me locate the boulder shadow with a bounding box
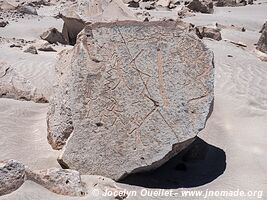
[119,137,226,189]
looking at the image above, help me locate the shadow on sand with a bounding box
[119,137,226,189]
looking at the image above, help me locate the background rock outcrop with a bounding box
[0,63,48,103]
[48,21,214,180]
[257,21,267,54]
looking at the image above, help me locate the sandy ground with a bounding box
[0,1,267,199]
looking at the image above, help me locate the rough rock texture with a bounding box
[195,26,222,41]
[0,160,25,196]
[48,21,214,180]
[257,21,267,54]
[40,28,67,45]
[0,63,48,103]
[187,0,213,14]
[26,168,86,196]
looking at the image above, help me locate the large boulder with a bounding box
[187,0,214,14]
[0,62,48,103]
[26,168,86,196]
[48,21,214,180]
[40,28,67,45]
[0,160,26,196]
[257,21,267,54]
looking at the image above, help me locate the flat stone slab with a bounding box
[48,21,214,180]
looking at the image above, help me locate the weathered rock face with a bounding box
[0,160,25,196]
[257,21,267,54]
[26,168,86,196]
[40,28,67,45]
[0,63,48,103]
[48,21,214,180]
[187,0,214,14]
[195,26,222,41]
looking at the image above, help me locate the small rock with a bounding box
[195,26,222,41]
[40,28,67,45]
[128,1,140,8]
[0,21,8,27]
[24,46,38,54]
[241,27,246,32]
[215,0,237,6]
[38,44,57,52]
[0,160,25,196]
[26,168,86,196]
[10,44,22,48]
[17,5,38,15]
[187,0,214,13]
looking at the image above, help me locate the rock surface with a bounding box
[40,28,67,45]
[0,63,48,103]
[0,160,25,196]
[187,0,214,14]
[26,168,86,196]
[257,21,267,54]
[48,21,214,180]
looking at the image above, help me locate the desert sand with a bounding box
[0,0,266,199]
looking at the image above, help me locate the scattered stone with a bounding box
[195,26,222,41]
[128,1,139,7]
[227,54,233,57]
[0,63,48,103]
[187,0,214,13]
[24,46,38,54]
[10,44,22,48]
[26,168,86,196]
[256,21,267,54]
[215,0,237,6]
[40,28,67,45]
[226,40,247,47]
[178,7,195,18]
[49,21,214,180]
[0,21,8,27]
[17,5,38,15]
[241,27,246,32]
[0,160,25,196]
[38,44,57,52]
